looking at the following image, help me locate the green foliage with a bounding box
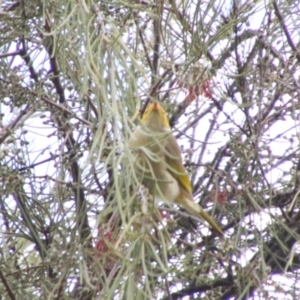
[1,0,300,299]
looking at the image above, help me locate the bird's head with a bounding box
[141,102,170,131]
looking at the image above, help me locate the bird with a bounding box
[128,101,223,236]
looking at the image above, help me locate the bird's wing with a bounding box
[164,135,192,194]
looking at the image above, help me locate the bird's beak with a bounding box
[152,102,159,110]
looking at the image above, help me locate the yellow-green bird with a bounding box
[128,102,223,236]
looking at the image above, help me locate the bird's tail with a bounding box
[177,197,223,236]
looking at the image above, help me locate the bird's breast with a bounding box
[135,154,180,204]
[129,126,180,203]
